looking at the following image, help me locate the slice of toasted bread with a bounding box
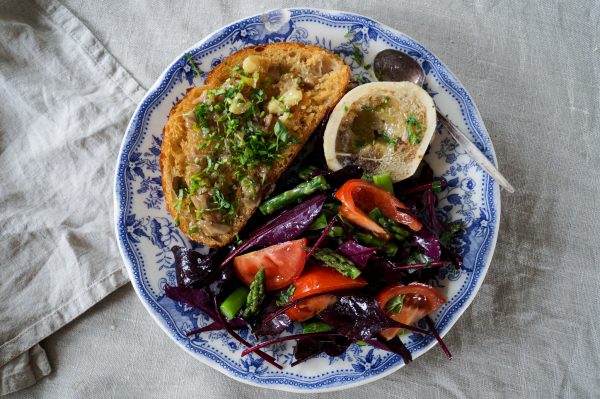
[161,43,350,247]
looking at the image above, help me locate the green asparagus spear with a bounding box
[337,214,399,256]
[242,268,265,318]
[368,208,411,241]
[372,173,394,194]
[312,248,361,279]
[259,175,330,215]
[275,284,296,307]
[220,286,250,320]
[354,231,386,247]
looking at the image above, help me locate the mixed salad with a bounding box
[164,118,463,369]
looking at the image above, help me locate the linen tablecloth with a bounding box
[0,0,144,394]
[3,0,600,397]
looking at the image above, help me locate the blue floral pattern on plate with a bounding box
[114,8,500,393]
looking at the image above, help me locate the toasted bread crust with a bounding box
[161,43,350,247]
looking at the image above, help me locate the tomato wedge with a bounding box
[284,266,367,321]
[233,238,307,291]
[376,283,446,340]
[285,294,337,322]
[335,179,423,239]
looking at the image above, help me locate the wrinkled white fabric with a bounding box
[0,0,144,394]
[2,0,600,397]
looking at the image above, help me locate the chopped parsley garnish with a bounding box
[351,43,371,70]
[344,30,356,40]
[273,119,288,150]
[194,102,211,128]
[178,63,304,226]
[406,114,425,145]
[189,174,206,195]
[185,53,202,78]
[213,188,233,212]
[188,220,200,234]
[174,188,185,212]
[251,88,265,103]
[382,133,400,147]
[361,96,390,112]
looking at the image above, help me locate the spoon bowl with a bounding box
[373,49,425,86]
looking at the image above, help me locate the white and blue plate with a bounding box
[114,8,500,392]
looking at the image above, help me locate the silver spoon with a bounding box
[374,50,515,193]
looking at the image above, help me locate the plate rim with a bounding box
[113,7,501,393]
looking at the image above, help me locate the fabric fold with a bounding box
[0,0,144,394]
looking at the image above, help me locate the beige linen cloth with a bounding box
[0,0,144,394]
[1,1,600,397]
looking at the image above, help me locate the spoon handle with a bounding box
[437,111,515,193]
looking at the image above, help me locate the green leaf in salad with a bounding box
[307,214,328,231]
[406,252,434,273]
[385,295,405,315]
[439,221,464,247]
[303,321,333,333]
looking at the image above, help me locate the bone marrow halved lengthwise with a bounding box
[161,43,351,247]
[324,81,437,182]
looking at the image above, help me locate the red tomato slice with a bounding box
[284,266,368,321]
[376,283,446,340]
[335,179,423,239]
[285,294,337,322]
[233,238,307,291]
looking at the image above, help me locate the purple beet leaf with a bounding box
[292,335,353,366]
[317,295,397,341]
[338,240,378,268]
[173,246,216,288]
[413,229,442,260]
[362,256,408,286]
[220,194,326,267]
[164,285,217,321]
[367,336,412,364]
